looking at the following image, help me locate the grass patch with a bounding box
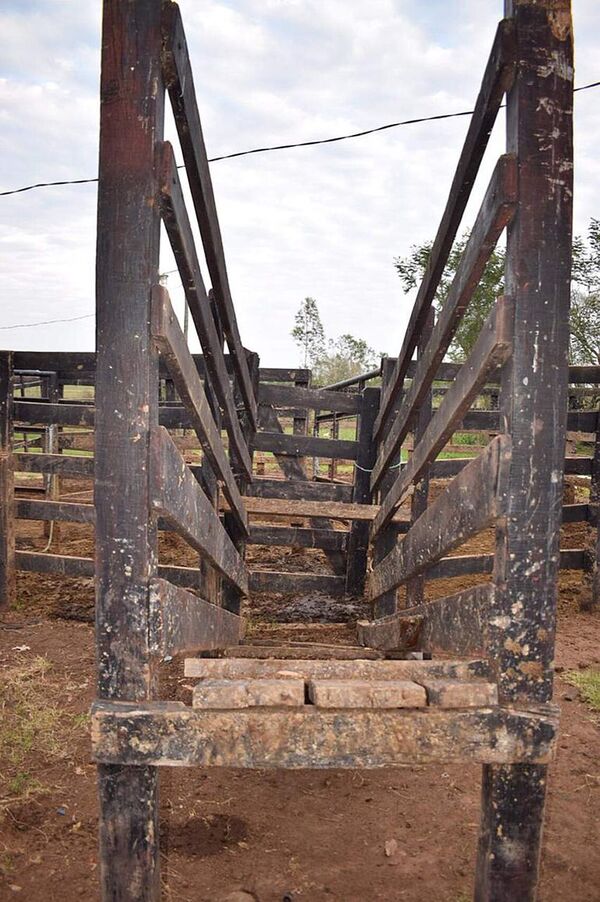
[563,669,600,710]
[0,656,87,815]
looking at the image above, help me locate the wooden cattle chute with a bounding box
[0,0,583,898]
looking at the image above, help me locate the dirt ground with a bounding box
[1,492,600,901]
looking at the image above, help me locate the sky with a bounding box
[0,0,599,367]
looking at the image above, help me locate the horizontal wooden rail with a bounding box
[369,435,511,600]
[373,296,514,535]
[91,701,557,767]
[150,427,247,594]
[157,141,252,479]
[161,1,257,428]
[149,578,242,658]
[259,383,361,414]
[246,477,353,503]
[151,284,247,534]
[374,19,516,438]
[248,525,349,550]
[229,495,410,523]
[15,452,94,477]
[254,431,358,460]
[249,570,346,596]
[15,550,205,589]
[372,153,518,490]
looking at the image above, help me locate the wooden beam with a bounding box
[369,435,511,599]
[91,700,558,768]
[16,499,95,524]
[346,387,379,595]
[150,427,247,594]
[363,584,492,656]
[157,141,252,479]
[372,296,514,534]
[235,495,410,523]
[184,657,493,681]
[356,615,424,653]
[259,382,360,414]
[148,578,242,658]
[14,400,94,428]
[248,525,348,551]
[254,431,358,460]
[151,284,247,535]
[374,19,516,438]
[371,154,518,490]
[249,570,346,596]
[161,2,257,427]
[14,451,94,478]
[0,352,15,608]
[247,477,353,503]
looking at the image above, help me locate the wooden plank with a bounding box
[185,657,493,681]
[0,352,15,608]
[249,525,348,551]
[247,477,353,503]
[193,678,305,709]
[150,427,247,594]
[157,141,252,479]
[16,499,95,524]
[416,679,498,708]
[13,400,94,427]
[346,387,379,595]
[148,578,242,659]
[307,679,427,709]
[368,584,493,656]
[14,451,94,478]
[373,296,514,533]
[369,436,511,600]
[254,431,358,460]
[257,404,347,574]
[226,644,383,661]
[237,495,410,523]
[371,154,518,489]
[91,700,558,768]
[259,382,360,414]
[249,570,346,596]
[259,368,311,383]
[151,284,247,535]
[161,2,257,427]
[356,615,424,653]
[406,308,434,608]
[374,19,516,438]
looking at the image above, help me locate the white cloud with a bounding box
[0,0,598,368]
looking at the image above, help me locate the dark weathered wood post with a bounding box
[0,352,15,609]
[406,309,434,608]
[345,386,379,595]
[372,357,404,617]
[42,372,60,543]
[94,1,164,898]
[476,1,573,898]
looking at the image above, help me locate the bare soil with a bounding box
[1,488,599,901]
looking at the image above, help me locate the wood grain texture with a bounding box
[0,352,15,608]
[91,700,558,768]
[150,427,247,594]
[370,436,511,599]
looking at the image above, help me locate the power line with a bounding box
[1,79,598,198]
[0,312,94,331]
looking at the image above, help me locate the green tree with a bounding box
[394,233,504,362]
[395,218,600,364]
[313,334,380,386]
[570,219,600,363]
[291,297,326,367]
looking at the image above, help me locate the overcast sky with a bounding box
[1,0,598,366]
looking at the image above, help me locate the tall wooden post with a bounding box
[345,386,379,595]
[372,357,404,617]
[94,1,164,898]
[476,2,573,898]
[406,308,434,608]
[0,352,15,609]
